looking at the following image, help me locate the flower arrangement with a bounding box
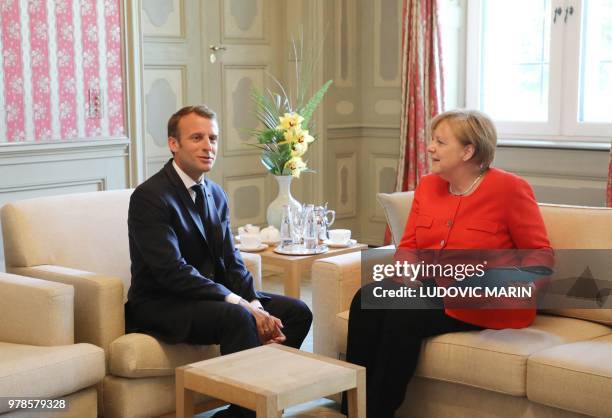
[251,44,332,178]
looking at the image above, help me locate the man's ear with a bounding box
[168,136,179,153]
[462,144,475,161]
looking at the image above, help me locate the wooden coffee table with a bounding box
[176,344,365,418]
[256,243,367,299]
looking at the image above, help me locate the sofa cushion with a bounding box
[376,192,414,246]
[335,313,611,396]
[527,333,612,417]
[0,342,104,413]
[109,333,220,378]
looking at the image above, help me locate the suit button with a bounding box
[447,220,453,227]
[440,240,445,247]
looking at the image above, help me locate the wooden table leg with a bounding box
[347,368,366,418]
[256,397,281,418]
[284,262,301,299]
[176,368,194,418]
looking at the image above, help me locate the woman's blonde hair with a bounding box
[430,109,497,171]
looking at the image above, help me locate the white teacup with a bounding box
[328,229,351,245]
[240,233,262,249]
[238,224,260,237]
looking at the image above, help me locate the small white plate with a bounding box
[323,239,357,248]
[235,235,280,245]
[236,243,269,252]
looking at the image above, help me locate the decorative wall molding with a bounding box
[335,152,357,219]
[0,138,129,165]
[327,124,401,139]
[142,0,186,39]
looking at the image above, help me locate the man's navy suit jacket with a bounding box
[126,159,266,343]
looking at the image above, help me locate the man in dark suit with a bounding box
[126,105,312,418]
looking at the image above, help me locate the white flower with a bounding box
[8,22,20,39]
[3,50,17,66]
[83,51,95,68]
[107,50,119,67]
[0,0,14,13]
[39,128,52,140]
[61,25,73,42]
[109,100,120,116]
[31,49,45,67]
[86,26,97,42]
[34,103,46,120]
[104,0,117,16]
[34,23,48,40]
[80,0,93,15]
[6,104,18,121]
[10,77,23,93]
[56,0,68,14]
[111,75,122,92]
[66,128,77,138]
[12,130,25,141]
[28,0,42,12]
[63,77,76,94]
[38,77,50,93]
[59,102,72,119]
[110,27,120,43]
[58,50,71,67]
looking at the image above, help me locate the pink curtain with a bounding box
[385,0,444,244]
[608,143,612,208]
[395,0,445,193]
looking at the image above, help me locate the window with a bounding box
[466,0,612,142]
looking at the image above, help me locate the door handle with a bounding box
[564,6,574,23]
[553,6,562,23]
[209,45,227,52]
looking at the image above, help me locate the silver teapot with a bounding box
[313,203,336,242]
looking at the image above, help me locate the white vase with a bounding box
[267,175,301,229]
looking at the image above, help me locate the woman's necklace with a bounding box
[449,173,483,196]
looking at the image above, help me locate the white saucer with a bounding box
[323,239,357,248]
[235,235,280,245]
[236,243,269,252]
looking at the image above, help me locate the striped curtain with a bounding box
[608,143,612,208]
[385,0,444,244]
[395,0,444,192]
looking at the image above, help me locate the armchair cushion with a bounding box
[0,342,105,413]
[109,333,219,378]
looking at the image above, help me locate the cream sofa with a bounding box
[1,190,263,418]
[312,191,612,418]
[0,272,105,417]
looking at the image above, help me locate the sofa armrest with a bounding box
[240,251,262,291]
[312,251,363,359]
[9,265,124,356]
[0,272,74,346]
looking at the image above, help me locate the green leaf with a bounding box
[298,79,333,129]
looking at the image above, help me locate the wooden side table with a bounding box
[256,243,367,299]
[176,344,365,418]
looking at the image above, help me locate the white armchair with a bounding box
[0,272,105,417]
[1,190,262,418]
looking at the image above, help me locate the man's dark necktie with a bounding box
[191,184,224,278]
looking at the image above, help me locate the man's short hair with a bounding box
[167,105,217,140]
[430,109,497,170]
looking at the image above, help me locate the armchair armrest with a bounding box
[312,251,363,359]
[240,251,262,291]
[312,245,396,359]
[9,265,124,356]
[0,272,74,346]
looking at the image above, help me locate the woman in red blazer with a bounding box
[344,110,553,418]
